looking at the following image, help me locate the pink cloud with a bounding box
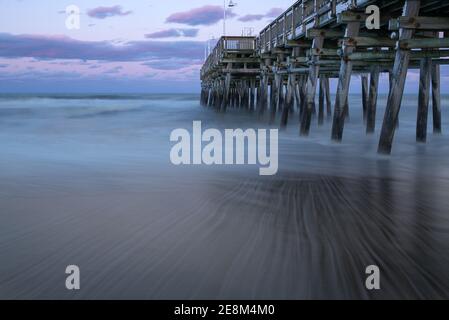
[238,8,284,23]
[238,14,265,22]
[0,33,203,62]
[87,6,132,19]
[266,8,283,18]
[145,28,199,39]
[166,5,236,26]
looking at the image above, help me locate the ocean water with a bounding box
[0,93,448,299]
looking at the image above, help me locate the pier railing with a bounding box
[256,0,379,53]
[202,0,367,71]
[257,0,347,53]
[201,36,256,79]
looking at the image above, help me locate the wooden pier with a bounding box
[200,0,449,154]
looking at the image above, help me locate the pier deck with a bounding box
[200,0,449,153]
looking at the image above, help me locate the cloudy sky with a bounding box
[0,0,292,93]
[0,0,447,93]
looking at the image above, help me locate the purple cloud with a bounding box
[87,6,132,19]
[0,33,204,62]
[238,8,284,22]
[142,58,203,70]
[104,66,123,74]
[266,8,283,18]
[145,28,199,39]
[166,5,236,26]
[238,14,265,22]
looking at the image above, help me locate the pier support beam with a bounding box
[281,73,295,128]
[366,67,380,134]
[331,20,360,141]
[431,63,442,133]
[361,75,369,121]
[221,62,232,112]
[378,0,421,154]
[293,75,301,114]
[416,56,432,142]
[299,75,307,121]
[279,79,285,113]
[258,59,271,116]
[244,80,250,110]
[300,35,324,135]
[324,76,332,119]
[258,74,268,115]
[318,75,326,125]
[249,79,256,111]
[270,71,281,124]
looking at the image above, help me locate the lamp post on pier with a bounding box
[223,0,237,37]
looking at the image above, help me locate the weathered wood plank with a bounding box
[399,37,449,49]
[341,37,396,48]
[395,16,449,30]
[306,28,344,39]
[337,11,367,24]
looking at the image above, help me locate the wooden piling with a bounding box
[416,56,432,142]
[366,67,380,134]
[258,74,268,115]
[431,63,442,133]
[249,79,256,111]
[361,75,369,121]
[300,35,324,135]
[293,75,301,114]
[331,20,360,141]
[221,68,232,112]
[324,76,332,119]
[378,0,421,154]
[318,75,325,125]
[299,75,307,121]
[270,71,281,124]
[281,73,295,128]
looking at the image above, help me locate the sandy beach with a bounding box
[0,94,449,299]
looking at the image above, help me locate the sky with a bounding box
[0,0,291,93]
[0,0,447,93]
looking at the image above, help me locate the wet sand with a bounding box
[0,94,448,299]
